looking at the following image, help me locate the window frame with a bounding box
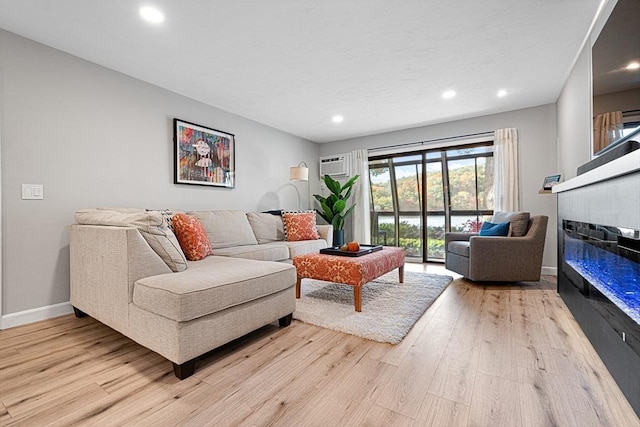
[368,141,494,262]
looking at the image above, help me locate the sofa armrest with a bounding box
[70,224,172,334]
[445,232,477,246]
[317,224,334,246]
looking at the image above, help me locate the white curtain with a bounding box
[493,128,519,212]
[351,149,371,243]
[593,111,623,153]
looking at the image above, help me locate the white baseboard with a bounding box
[0,301,73,330]
[542,266,558,276]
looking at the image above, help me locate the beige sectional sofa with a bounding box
[70,208,332,379]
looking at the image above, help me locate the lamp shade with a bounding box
[290,164,309,181]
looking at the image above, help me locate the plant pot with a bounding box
[333,229,345,247]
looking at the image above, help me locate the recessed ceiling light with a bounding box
[497,89,508,98]
[442,90,456,99]
[332,115,344,123]
[626,61,640,70]
[139,6,164,24]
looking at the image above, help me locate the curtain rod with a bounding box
[368,130,494,152]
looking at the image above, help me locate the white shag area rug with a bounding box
[293,270,453,344]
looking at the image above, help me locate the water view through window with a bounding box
[369,143,494,262]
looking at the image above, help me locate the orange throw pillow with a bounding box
[282,211,320,242]
[172,213,213,261]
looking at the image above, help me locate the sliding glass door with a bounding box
[369,143,494,262]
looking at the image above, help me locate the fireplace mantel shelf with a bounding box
[553,150,640,193]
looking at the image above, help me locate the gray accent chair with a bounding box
[445,215,548,282]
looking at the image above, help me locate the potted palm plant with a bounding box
[313,174,360,247]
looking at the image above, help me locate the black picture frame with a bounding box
[174,118,235,188]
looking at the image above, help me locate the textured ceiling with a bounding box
[0,0,604,143]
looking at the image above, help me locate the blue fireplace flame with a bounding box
[565,235,640,324]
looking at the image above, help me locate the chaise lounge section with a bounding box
[70,208,332,378]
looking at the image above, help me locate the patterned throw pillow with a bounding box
[282,211,320,242]
[172,213,213,261]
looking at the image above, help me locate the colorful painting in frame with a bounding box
[174,118,235,188]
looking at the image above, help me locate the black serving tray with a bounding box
[319,244,383,257]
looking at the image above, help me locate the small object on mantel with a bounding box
[542,174,561,190]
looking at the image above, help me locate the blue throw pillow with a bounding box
[479,221,510,236]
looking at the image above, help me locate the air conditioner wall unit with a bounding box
[319,153,350,177]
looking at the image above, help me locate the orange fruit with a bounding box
[347,241,360,252]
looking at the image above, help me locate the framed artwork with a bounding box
[542,174,561,190]
[174,118,235,188]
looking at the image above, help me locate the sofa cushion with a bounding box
[282,211,320,241]
[212,243,289,262]
[492,211,530,237]
[447,241,470,257]
[281,239,328,258]
[172,214,213,261]
[74,208,187,272]
[247,212,285,244]
[133,256,296,322]
[189,210,258,249]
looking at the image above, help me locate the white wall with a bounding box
[0,30,318,316]
[556,44,592,180]
[319,105,559,271]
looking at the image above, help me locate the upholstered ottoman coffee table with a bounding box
[293,246,405,312]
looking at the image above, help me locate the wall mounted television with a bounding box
[591,0,640,156]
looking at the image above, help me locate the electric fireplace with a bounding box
[559,220,640,417]
[562,220,640,350]
[555,162,640,417]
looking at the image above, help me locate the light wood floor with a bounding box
[1,264,639,426]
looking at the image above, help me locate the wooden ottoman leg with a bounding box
[354,286,362,312]
[296,277,301,299]
[399,265,404,283]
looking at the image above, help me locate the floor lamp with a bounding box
[290,161,310,210]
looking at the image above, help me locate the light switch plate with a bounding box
[22,184,44,200]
